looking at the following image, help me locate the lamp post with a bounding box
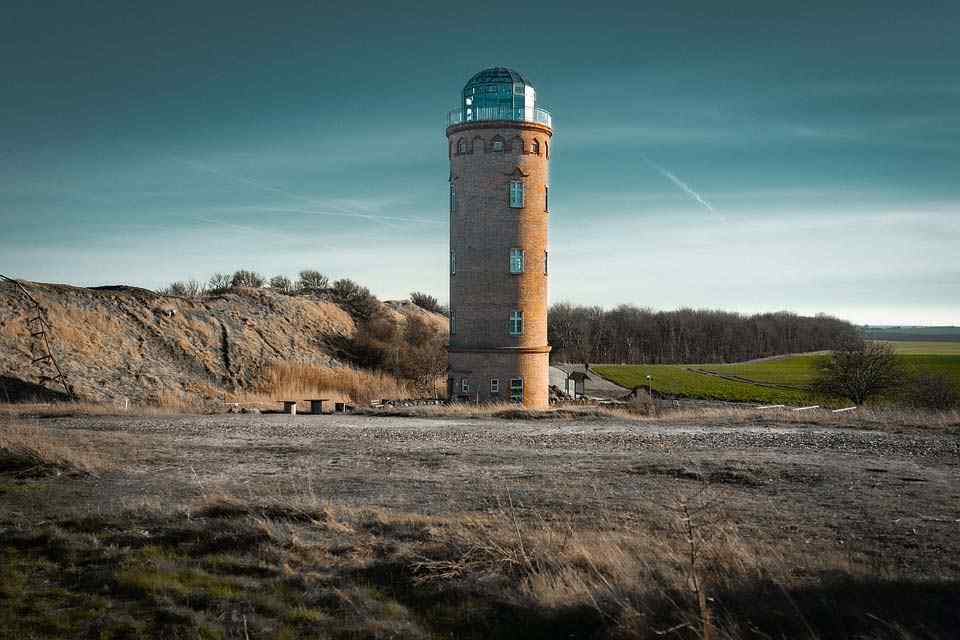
[646,374,653,397]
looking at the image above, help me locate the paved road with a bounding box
[550,364,628,398]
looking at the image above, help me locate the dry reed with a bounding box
[247,363,415,406]
[0,422,112,476]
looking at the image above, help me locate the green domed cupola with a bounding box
[447,67,551,128]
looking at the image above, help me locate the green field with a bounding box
[875,340,960,355]
[593,362,821,405]
[594,349,960,406]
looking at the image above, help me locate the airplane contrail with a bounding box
[639,154,716,213]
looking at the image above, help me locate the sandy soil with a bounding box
[8,413,959,578]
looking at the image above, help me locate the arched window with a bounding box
[544,141,549,158]
[491,135,505,152]
[509,180,525,208]
[472,135,484,153]
[510,136,524,154]
[457,138,466,154]
[531,139,540,154]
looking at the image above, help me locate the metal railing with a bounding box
[446,106,552,128]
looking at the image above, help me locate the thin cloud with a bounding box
[168,155,440,227]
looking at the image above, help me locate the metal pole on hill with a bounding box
[0,273,76,401]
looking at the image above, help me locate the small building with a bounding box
[565,370,590,399]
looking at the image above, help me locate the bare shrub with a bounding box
[350,310,447,395]
[624,388,658,416]
[331,279,376,320]
[207,273,232,292]
[907,372,959,410]
[268,275,293,294]
[159,279,206,298]
[230,270,266,288]
[409,292,444,315]
[296,270,329,292]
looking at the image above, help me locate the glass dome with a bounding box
[447,67,551,128]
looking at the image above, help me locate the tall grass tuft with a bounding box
[250,363,415,405]
[0,422,111,477]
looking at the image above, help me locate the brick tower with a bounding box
[445,67,553,408]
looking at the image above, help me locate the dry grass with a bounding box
[0,401,192,418]
[0,422,112,477]
[245,363,416,406]
[165,485,945,639]
[360,401,960,432]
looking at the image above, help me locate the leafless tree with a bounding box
[813,339,902,405]
[548,304,858,365]
[207,273,232,292]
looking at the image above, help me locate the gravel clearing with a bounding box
[7,413,960,576]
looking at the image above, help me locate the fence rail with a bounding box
[446,106,552,128]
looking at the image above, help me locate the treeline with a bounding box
[549,304,859,364]
[160,269,451,319]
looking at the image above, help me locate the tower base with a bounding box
[447,348,549,409]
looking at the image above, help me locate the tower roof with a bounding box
[463,67,532,92]
[448,67,551,129]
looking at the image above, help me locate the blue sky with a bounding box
[2,1,957,324]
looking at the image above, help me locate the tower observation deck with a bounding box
[445,67,553,408]
[446,67,552,128]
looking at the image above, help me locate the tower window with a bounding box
[510,378,523,403]
[490,378,500,394]
[450,185,456,212]
[545,186,549,212]
[544,250,549,275]
[461,378,470,393]
[492,139,504,152]
[532,140,540,154]
[450,310,456,335]
[450,249,456,275]
[509,310,523,336]
[509,181,524,208]
[509,248,524,274]
[457,139,465,154]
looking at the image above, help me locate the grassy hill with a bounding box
[0,280,446,406]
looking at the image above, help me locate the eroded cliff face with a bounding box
[0,281,366,403]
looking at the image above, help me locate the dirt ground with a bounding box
[8,413,959,573]
[2,412,958,638]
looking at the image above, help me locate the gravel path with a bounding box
[550,364,629,397]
